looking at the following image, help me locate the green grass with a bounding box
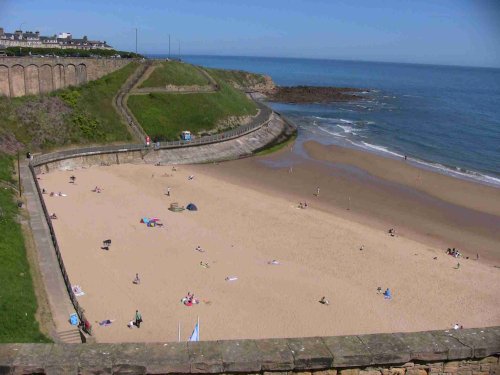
[205,67,266,88]
[255,133,297,156]
[128,81,257,141]
[0,154,51,343]
[0,62,138,151]
[140,61,209,87]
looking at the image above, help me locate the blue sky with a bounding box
[1,0,499,68]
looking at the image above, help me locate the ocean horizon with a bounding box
[149,54,500,187]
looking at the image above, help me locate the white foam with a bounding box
[339,118,354,124]
[318,126,346,138]
[338,125,357,134]
[360,142,404,158]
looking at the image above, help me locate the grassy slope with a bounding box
[128,81,257,141]
[0,154,50,342]
[0,62,138,152]
[140,61,208,87]
[206,67,266,88]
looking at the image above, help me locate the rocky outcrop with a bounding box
[266,85,368,103]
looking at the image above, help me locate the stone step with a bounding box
[57,328,82,343]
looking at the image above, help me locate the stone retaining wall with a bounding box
[0,327,498,374]
[32,111,294,173]
[0,56,131,97]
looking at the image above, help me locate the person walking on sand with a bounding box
[135,310,142,328]
[167,187,171,197]
[316,186,320,196]
[133,273,140,284]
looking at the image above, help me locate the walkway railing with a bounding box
[27,162,92,334]
[31,101,273,167]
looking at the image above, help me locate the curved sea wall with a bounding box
[32,109,293,173]
[0,327,498,374]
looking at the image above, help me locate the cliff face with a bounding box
[204,68,276,94]
[237,74,276,94]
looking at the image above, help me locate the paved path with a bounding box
[20,162,77,342]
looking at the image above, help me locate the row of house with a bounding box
[0,27,113,50]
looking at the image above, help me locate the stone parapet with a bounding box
[0,327,498,374]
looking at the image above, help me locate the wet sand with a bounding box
[39,150,500,343]
[197,141,500,264]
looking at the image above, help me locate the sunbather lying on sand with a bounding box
[98,319,114,326]
[268,260,280,265]
[200,261,210,268]
[319,296,330,305]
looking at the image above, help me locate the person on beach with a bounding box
[167,187,171,197]
[316,187,320,196]
[319,296,329,305]
[135,310,142,328]
[70,175,76,183]
[133,273,140,284]
[50,213,58,219]
[195,246,204,252]
[383,288,392,299]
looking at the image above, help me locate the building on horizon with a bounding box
[0,27,113,50]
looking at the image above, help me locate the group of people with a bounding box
[298,201,309,209]
[92,186,102,193]
[127,310,143,328]
[446,248,461,258]
[49,191,66,197]
[388,228,396,237]
[377,287,392,299]
[181,292,199,306]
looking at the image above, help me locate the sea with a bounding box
[151,54,500,187]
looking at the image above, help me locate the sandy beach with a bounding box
[39,147,500,343]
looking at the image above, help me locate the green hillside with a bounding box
[205,67,267,89]
[140,61,209,87]
[0,62,138,153]
[128,80,257,141]
[0,154,51,343]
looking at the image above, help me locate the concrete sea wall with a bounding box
[0,327,498,374]
[0,57,131,97]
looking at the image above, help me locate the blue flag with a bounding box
[189,321,199,342]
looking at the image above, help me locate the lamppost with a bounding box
[19,22,26,56]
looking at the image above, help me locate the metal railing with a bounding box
[27,162,92,335]
[31,101,273,166]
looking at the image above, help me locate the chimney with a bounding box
[0,28,4,36]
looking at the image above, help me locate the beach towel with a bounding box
[72,285,85,297]
[99,319,114,326]
[225,276,238,282]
